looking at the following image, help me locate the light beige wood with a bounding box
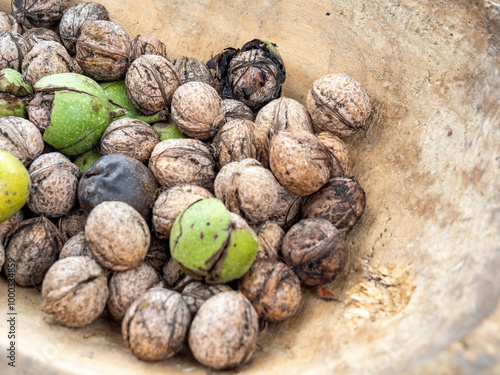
[0,0,499,374]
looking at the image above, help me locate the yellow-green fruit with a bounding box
[0,150,30,222]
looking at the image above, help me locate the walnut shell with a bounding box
[85,201,150,271]
[223,99,255,124]
[0,31,29,71]
[148,138,216,190]
[59,2,110,55]
[238,260,302,322]
[130,35,168,62]
[174,56,215,88]
[12,0,69,29]
[317,131,351,176]
[268,184,302,229]
[122,288,191,361]
[58,208,87,242]
[162,257,193,292]
[22,27,62,50]
[99,118,160,163]
[125,54,181,114]
[214,158,280,226]
[108,262,163,321]
[269,130,332,196]
[188,291,258,370]
[27,92,53,132]
[171,81,226,140]
[145,234,170,273]
[281,218,348,286]
[28,152,82,217]
[22,41,81,85]
[0,11,23,34]
[306,73,372,137]
[255,96,313,139]
[212,119,269,168]
[3,216,63,286]
[182,281,232,315]
[0,210,23,240]
[302,176,366,232]
[0,239,4,268]
[76,20,131,81]
[0,117,44,166]
[255,221,284,262]
[41,256,108,327]
[152,184,214,239]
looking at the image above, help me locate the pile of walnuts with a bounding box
[0,0,371,371]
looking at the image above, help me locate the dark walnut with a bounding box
[317,131,351,176]
[255,221,285,262]
[212,119,269,169]
[222,99,255,124]
[181,281,232,315]
[58,208,87,242]
[12,0,69,29]
[28,152,82,218]
[171,81,225,140]
[22,28,62,50]
[99,118,160,163]
[0,116,44,166]
[269,130,332,196]
[125,54,181,114]
[302,177,366,233]
[162,257,193,292]
[238,260,302,322]
[268,184,303,230]
[281,218,348,286]
[4,216,63,286]
[108,262,163,321]
[59,2,110,55]
[122,288,191,361]
[174,56,215,88]
[0,31,29,72]
[130,35,168,62]
[188,291,259,370]
[144,234,170,274]
[148,138,216,191]
[76,20,131,81]
[41,256,108,327]
[85,201,150,271]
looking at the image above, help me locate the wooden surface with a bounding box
[0,0,499,374]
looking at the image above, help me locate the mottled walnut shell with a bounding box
[255,221,284,262]
[268,184,302,229]
[58,208,87,242]
[99,118,160,163]
[152,184,214,239]
[125,54,181,114]
[302,177,366,232]
[0,12,23,34]
[22,41,81,85]
[281,218,348,286]
[174,56,215,87]
[0,116,44,166]
[0,239,4,268]
[171,81,225,140]
[108,262,163,321]
[162,257,193,292]
[0,210,23,240]
[3,216,63,286]
[85,201,150,271]
[145,234,170,273]
[148,138,216,190]
[59,2,110,55]
[0,31,29,71]
[28,153,81,217]
[317,131,351,176]
[306,73,372,137]
[223,99,255,124]
[188,291,258,370]
[122,288,191,361]
[41,256,108,327]
[238,260,302,322]
[27,92,53,132]
[269,130,332,196]
[182,281,232,315]
[255,96,313,139]
[12,0,69,29]
[23,28,62,50]
[130,35,168,62]
[76,20,131,81]
[214,158,280,226]
[213,119,269,168]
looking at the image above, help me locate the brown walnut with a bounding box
[23,28,62,50]
[255,221,285,262]
[223,99,255,124]
[317,131,351,176]
[174,56,216,87]
[12,0,69,29]
[0,31,29,71]
[0,116,44,167]
[181,281,233,315]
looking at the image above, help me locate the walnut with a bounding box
[181,281,232,315]
[12,0,69,29]
[22,27,62,50]
[238,260,302,322]
[0,210,23,240]
[122,288,191,361]
[281,218,348,286]
[255,221,284,262]
[130,35,168,62]
[58,208,87,242]
[3,216,63,286]
[316,131,351,176]
[27,152,81,218]
[0,11,23,34]
[268,184,302,229]
[171,81,225,140]
[174,56,215,88]
[41,256,108,327]
[223,99,255,124]
[0,116,44,166]
[0,31,29,71]
[162,257,193,292]
[144,234,170,274]
[27,92,53,132]
[188,291,258,370]
[0,238,4,268]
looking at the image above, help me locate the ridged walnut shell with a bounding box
[0,12,23,34]
[255,221,285,262]
[223,99,255,124]
[130,35,168,62]
[174,56,215,87]
[0,31,29,71]
[181,281,233,315]
[12,0,69,29]
[268,184,302,229]
[317,131,351,176]
[0,116,44,166]
[23,28,62,50]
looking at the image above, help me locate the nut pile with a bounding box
[0,1,371,371]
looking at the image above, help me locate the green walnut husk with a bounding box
[0,68,33,118]
[73,149,102,174]
[34,73,119,155]
[170,198,258,284]
[153,119,188,141]
[100,81,168,124]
